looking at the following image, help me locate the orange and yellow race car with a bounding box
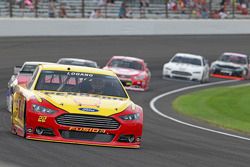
[11,64,143,148]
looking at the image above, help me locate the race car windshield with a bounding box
[171,56,202,66]
[58,60,97,68]
[20,65,37,73]
[219,55,247,65]
[35,70,128,98]
[109,59,143,70]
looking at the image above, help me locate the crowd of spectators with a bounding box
[15,0,67,18]
[8,0,250,19]
[167,0,249,19]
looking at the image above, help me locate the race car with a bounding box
[11,64,143,148]
[210,52,250,80]
[6,61,54,112]
[162,53,210,83]
[57,58,98,68]
[103,56,151,91]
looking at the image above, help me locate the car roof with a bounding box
[223,52,248,58]
[175,53,203,59]
[57,58,97,64]
[112,56,144,62]
[39,64,116,76]
[23,61,55,65]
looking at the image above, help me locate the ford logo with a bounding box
[79,108,99,112]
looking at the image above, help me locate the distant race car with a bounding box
[57,58,98,68]
[11,64,143,148]
[210,52,250,80]
[103,56,151,91]
[162,53,210,83]
[6,61,54,112]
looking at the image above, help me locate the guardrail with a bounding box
[0,18,250,37]
[0,0,250,19]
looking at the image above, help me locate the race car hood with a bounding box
[166,62,203,71]
[106,67,141,76]
[212,61,246,68]
[34,91,131,117]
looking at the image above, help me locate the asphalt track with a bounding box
[0,35,250,167]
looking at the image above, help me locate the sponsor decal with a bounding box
[79,108,99,112]
[67,72,93,77]
[69,127,106,133]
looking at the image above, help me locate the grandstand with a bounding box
[0,0,249,19]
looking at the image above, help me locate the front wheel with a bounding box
[199,73,205,84]
[242,69,248,80]
[22,102,27,138]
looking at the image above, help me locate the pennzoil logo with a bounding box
[69,127,106,133]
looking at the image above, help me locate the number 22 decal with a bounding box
[38,116,47,123]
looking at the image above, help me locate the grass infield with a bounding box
[173,85,250,134]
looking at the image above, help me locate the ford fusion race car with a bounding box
[57,58,98,68]
[103,56,151,91]
[11,64,143,148]
[210,52,250,80]
[7,61,54,112]
[162,53,209,83]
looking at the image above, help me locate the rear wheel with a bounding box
[11,100,16,135]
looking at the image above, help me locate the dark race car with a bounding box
[210,52,250,80]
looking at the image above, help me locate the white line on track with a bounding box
[150,80,250,141]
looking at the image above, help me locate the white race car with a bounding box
[162,53,209,83]
[6,61,54,112]
[57,58,98,68]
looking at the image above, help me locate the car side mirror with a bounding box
[14,65,22,75]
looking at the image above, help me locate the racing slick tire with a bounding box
[10,102,16,135]
[199,72,209,84]
[200,73,206,84]
[23,102,27,138]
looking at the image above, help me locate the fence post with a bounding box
[82,0,85,18]
[208,0,212,18]
[104,3,107,18]
[165,0,168,18]
[232,0,235,18]
[34,0,38,17]
[9,0,13,17]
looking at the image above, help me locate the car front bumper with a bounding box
[24,106,143,148]
[210,68,244,80]
[119,78,148,91]
[163,70,202,81]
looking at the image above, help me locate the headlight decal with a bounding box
[32,104,57,114]
[134,75,145,80]
[120,113,140,121]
